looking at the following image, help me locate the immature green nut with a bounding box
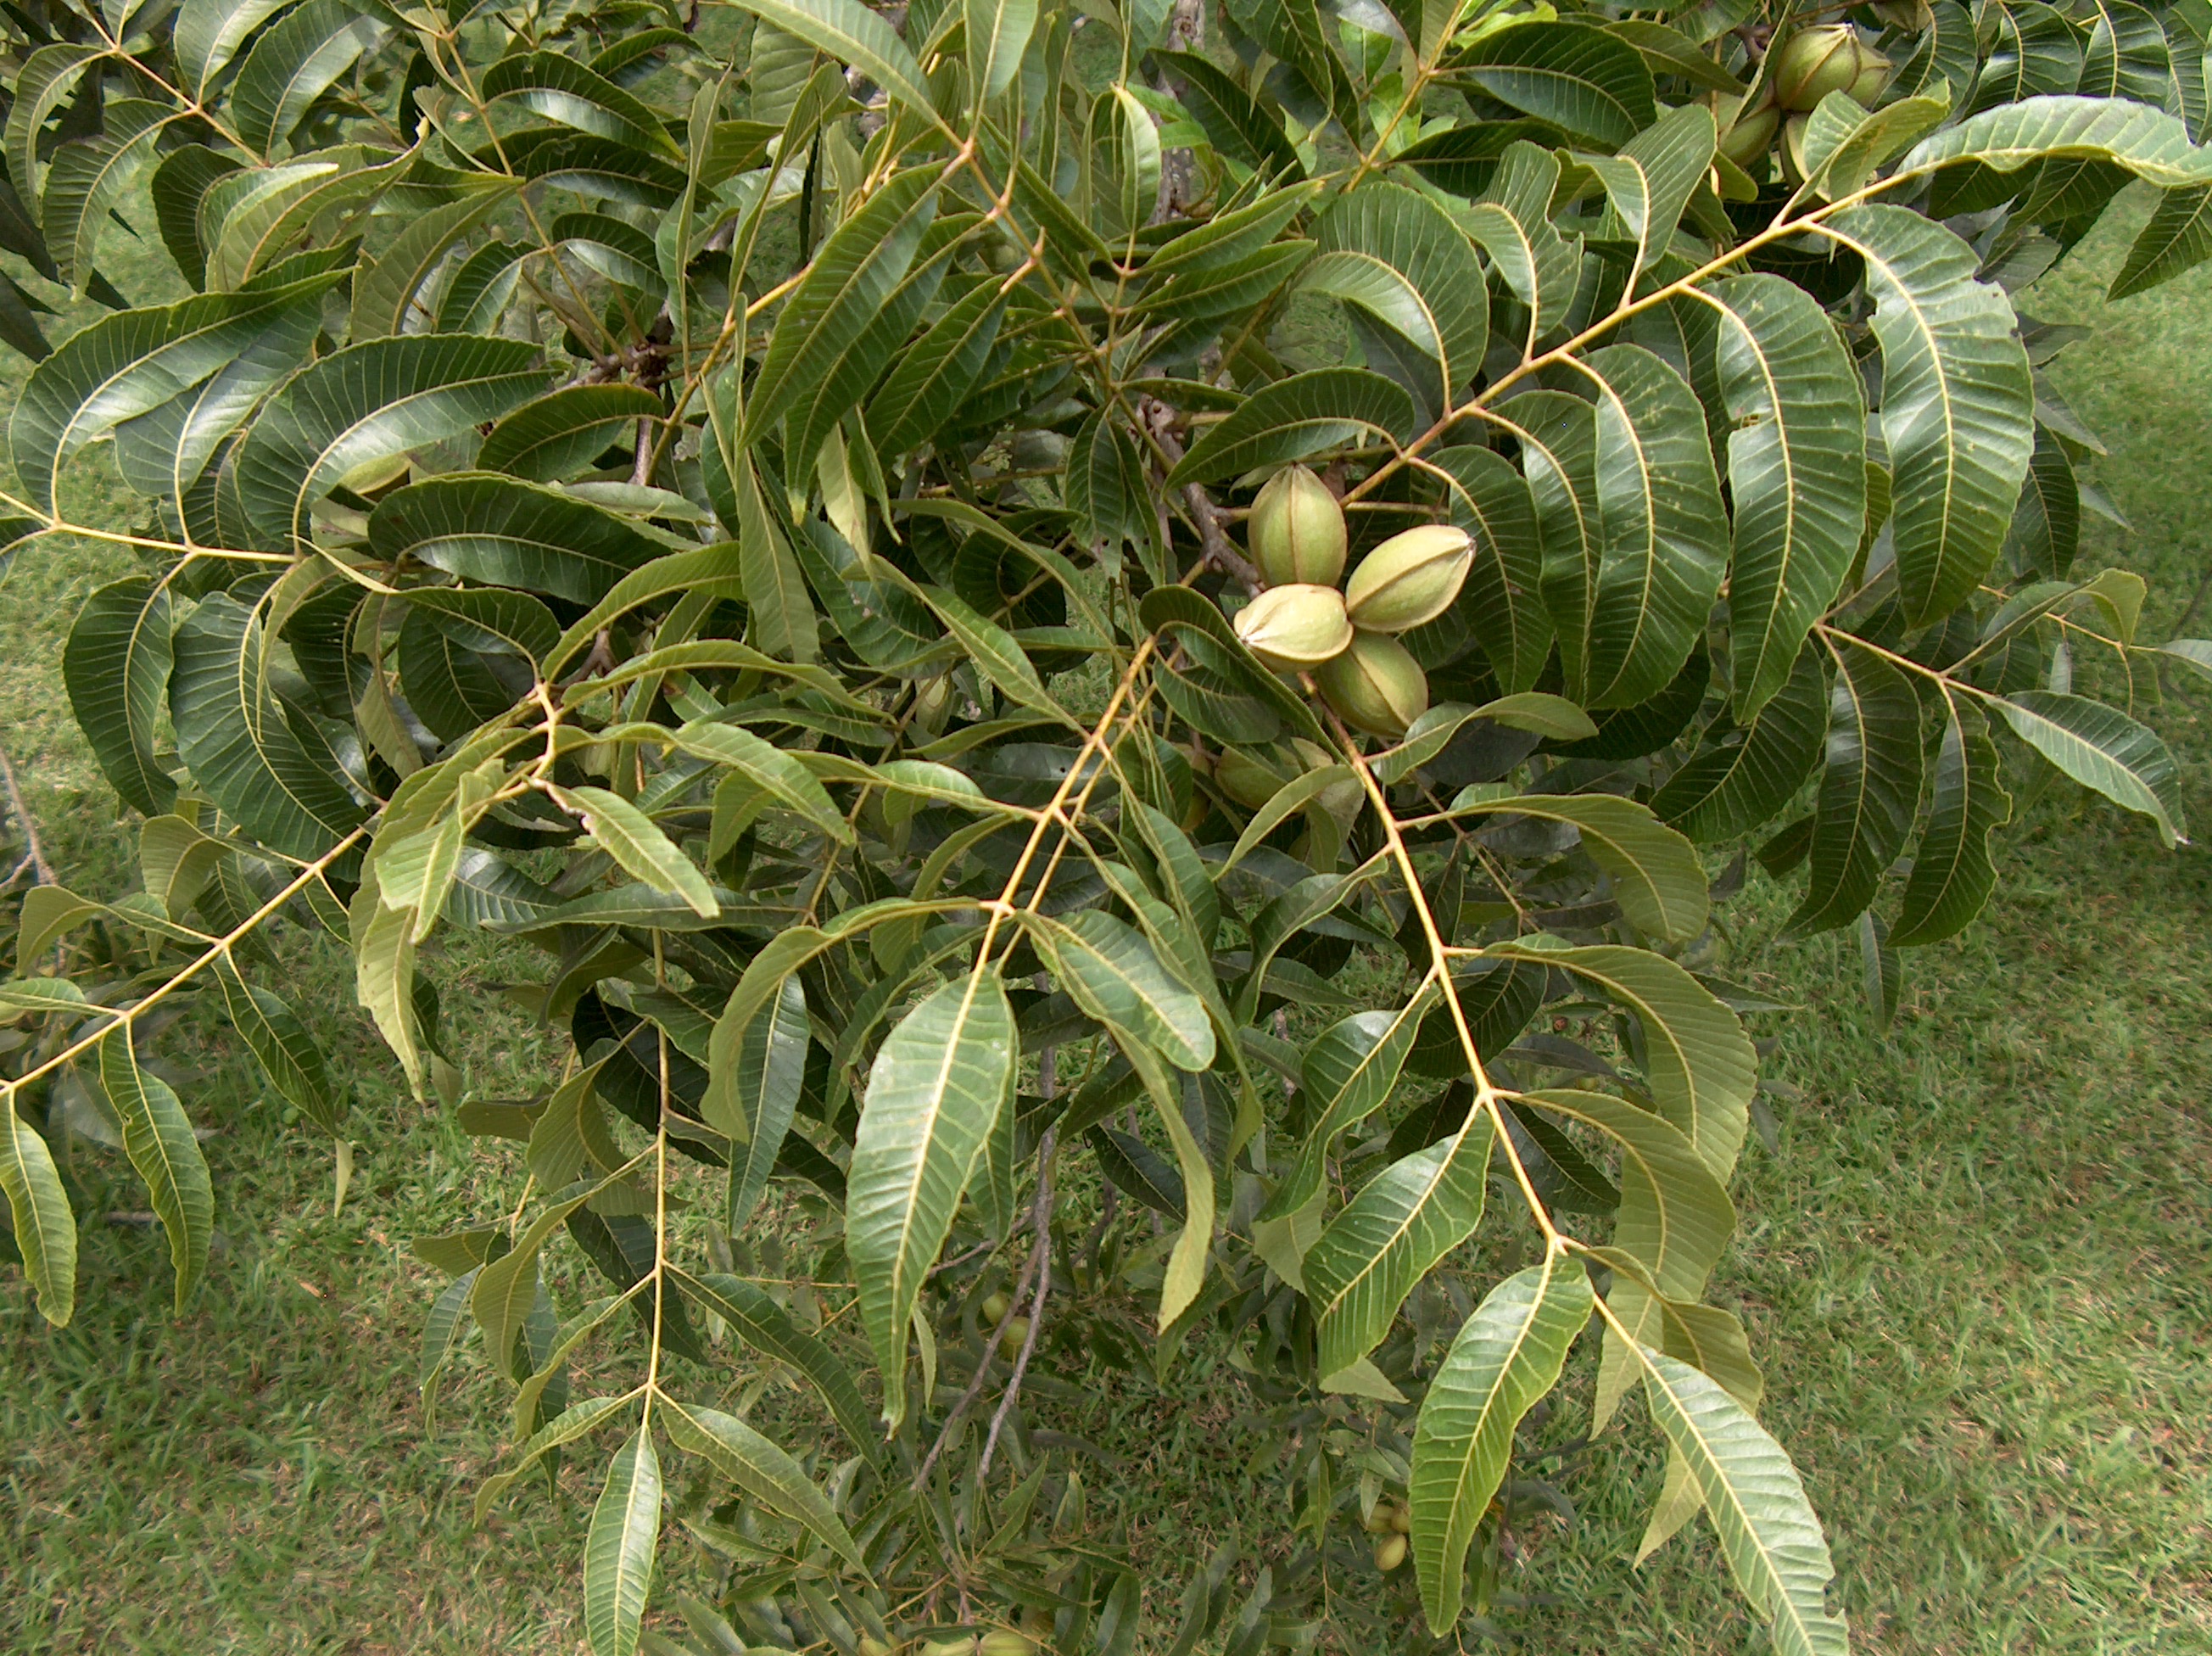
[919,1640,975,1656]
[1315,631,1430,738]
[1779,112,1812,186]
[980,1290,1011,1326]
[978,1634,1035,1656]
[1772,25,1890,111]
[1373,1532,1409,1573]
[857,1640,897,1656]
[1248,463,1347,587]
[1215,747,1291,808]
[1343,524,1474,634]
[997,1315,1031,1356]
[1718,98,1779,170]
[1232,583,1353,672]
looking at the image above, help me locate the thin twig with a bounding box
[913,1187,1048,1488]
[1137,398,1265,593]
[978,1126,1056,1481]
[0,748,53,887]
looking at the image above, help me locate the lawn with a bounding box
[0,192,2207,1654]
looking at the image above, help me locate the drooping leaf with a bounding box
[661,1399,868,1567]
[1702,275,1867,718]
[1304,1106,1493,1384]
[370,473,662,604]
[583,1428,662,1656]
[1637,1349,1850,1656]
[1409,1256,1593,1633]
[1263,990,1435,1221]
[1995,689,2188,846]
[170,594,368,859]
[1787,635,1924,934]
[1567,344,1729,709]
[9,276,339,513]
[483,52,686,162]
[1652,645,1828,843]
[1450,21,1657,148]
[1826,205,2034,626]
[62,578,176,818]
[98,1034,213,1312]
[719,0,936,118]
[43,99,170,293]
[1490,943,1757,1182]
[846,971,1016,1427]
[704,974,810,1231]
[1891,695,2011,945]
[1165,369,1416,487]
[1029,909,1214,1072]
[555,786,717,917]
[228,0,384,154]
[349,182,522,340]
[0,1099,74,1325]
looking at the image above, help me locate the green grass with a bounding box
[1,193,2209,1654]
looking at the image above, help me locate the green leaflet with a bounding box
[1113,1032,1217,1328]
[1262,989,1434,1222]
[703,974,810,1231]
[1450,21,1657,148]
[1892,695,2012,945]
[10,275,338,513]
[215,959,344,1134]
[1578,103,1716,289]
[1825,205,2034,626]
[554,786,717,917]
[583,1428,661,1656]
[233,335,548,551]
[1653,644,1828,844]
[349,182,522,341]
[1426,445,1549,691]
[669,1267,878,1452]
[483,52,686,162]
[170,594,368,859]
[661,1399,867,1568]
[1995,688,2189,846]
[98,1035,214,1312]
[44,99,170,293]
[1409,1256,1593,1633]
[1701,276,1868,719]
[1637,1349,1850,1656]
[228,0,384,154]
[478,384,660,482]
[846,971,1016,1428]
[2112,183,2212,298]
[1165,369,1416,487]
[1428,794,1708,943]
[370,473,663,605]
[867,278,1008,457]
[1027,909,1215,1072]
[174,0,294,95]
[1491,943,1755,1183]
[0,1096,75,1323]
[1312,182,1489,417]
[1787,635,1924,935]
[662,719,850,842]
[750,169,938,442]
[1899,92,2212,187]
[6,43,106,210]
[720,0,936,117]
[1304,1101,1493,1384]
[1571,344,1729,710]
[964,0,1038,99]
[62,579,176,819]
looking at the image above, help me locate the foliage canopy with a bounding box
[1,0,2208,1645]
